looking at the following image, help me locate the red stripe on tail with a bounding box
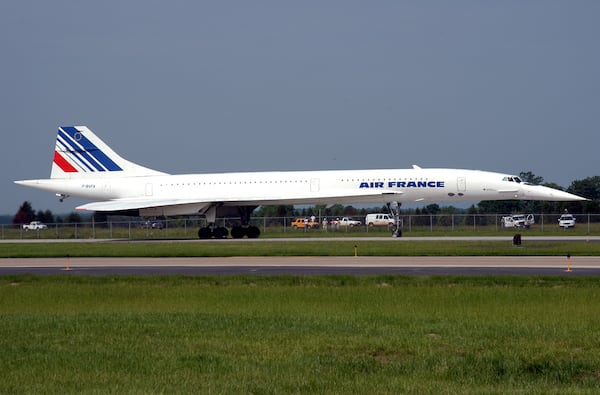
[53,151,78,172]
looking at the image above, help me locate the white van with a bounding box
[365,213,395,227]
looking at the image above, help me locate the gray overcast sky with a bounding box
[2,1,599,215]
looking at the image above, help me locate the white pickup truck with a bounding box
[22,221,48,231]
[338,217,362,227]
[501,214,534,229]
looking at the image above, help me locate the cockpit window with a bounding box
[502,176,522,183]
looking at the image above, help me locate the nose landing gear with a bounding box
[387,202,402,237]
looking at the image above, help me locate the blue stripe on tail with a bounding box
[59,127,123,172]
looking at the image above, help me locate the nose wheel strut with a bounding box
[387,202,402,237]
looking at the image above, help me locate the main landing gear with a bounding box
[197,225,260,239]
[387,201,402,237]
[198,226,229,239]
[197,205,260,239]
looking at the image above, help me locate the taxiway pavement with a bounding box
[1,256,599,276]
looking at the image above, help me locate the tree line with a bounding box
[12,201,85,225]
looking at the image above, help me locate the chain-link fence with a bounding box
[3,213,599,239]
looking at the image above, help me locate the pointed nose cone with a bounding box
[523,185,587,201]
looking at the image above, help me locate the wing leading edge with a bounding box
[76,189,405,213]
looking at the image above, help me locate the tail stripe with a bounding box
[57,131,99,172]
[60,127,109,170]
[58,127,106,172]
[57,127,123,172]
[53,151,78,173]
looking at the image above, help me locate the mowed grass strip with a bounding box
[1,275,600,394]
[2,240,600,257]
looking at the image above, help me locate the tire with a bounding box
[231,227,245,239]
[198,227,212,239]
[246,226,260,239]
[213,227,229,239]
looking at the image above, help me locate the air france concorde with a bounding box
[15,126,586,238]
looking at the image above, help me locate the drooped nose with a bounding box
[523,184,587,201]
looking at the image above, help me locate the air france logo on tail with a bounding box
[54,126,123,173]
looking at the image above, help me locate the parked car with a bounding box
[501,214,535,228]
[22,221,48,231]
[365,213,395,227]
[338,217,362,227]
[291,218,319,229]
[141,220,165,229]
[558,214,576,228]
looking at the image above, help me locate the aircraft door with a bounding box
[145,183,154,196]
[102,183,111,196]
[457,176,466,193]
[310,178,320,192]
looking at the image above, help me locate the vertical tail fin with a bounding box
[51,126,167,179]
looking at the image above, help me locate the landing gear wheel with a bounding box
[231,226,245,239]
[230,226,260,238]
[246,226,260,239]
[198,227,212,239]
[213,227,229,239]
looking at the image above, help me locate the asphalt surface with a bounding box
[2,236,599,276]
[1,256,599,276]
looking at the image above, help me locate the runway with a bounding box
[1,256,599,276]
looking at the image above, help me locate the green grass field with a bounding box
[1,275,600,394]
[2,239,600,258]
[2,240,600,393]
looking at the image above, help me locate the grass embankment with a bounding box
[2,239,600,258]
[1,275,599,394]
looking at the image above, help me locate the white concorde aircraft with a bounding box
[15,126,586,238]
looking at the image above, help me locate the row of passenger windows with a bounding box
[159,180,309,187]
[158,177,433,187]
